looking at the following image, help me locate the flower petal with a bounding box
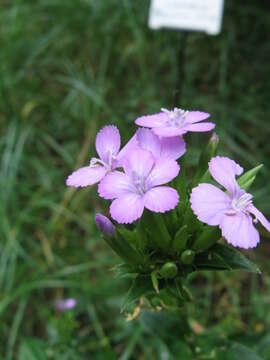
[123,148,154,180]
[144,186,179,213]
[153,126,185,137]
[248,205,270,232]
[190,183,231,226]
[66,166,106,187]
[184,111,210,124]
[209,156,243,195]
[220,212,260,249]
[136,128,161,158]
[95,125,121,163]
[116,133,138,167]
[110,193,144,224]
[160,136,186,160]
[98,171,135,199]
[182,122,215,132]
[146,158,180,188]
[135,112,167,128]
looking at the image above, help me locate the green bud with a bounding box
[238,164,263,191]
[192,226,220,251]
[181,250,195,265]
[160,262,178,279]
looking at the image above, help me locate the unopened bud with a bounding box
[95,213,115,238]
[160,262,178,279]
[181,250,195,265]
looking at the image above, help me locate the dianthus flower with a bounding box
[98,149,180,224]
[190,156,270,249]
[135,107,215,137]
[66,125,136,187]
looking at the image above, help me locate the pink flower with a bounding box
[136,128,186,160]
[56,298,77,311]
[135,107,215,137]
[98,149,180,224]
[66,125,136,188]
[190,156,270,249]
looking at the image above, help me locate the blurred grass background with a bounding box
[0,0,270,359]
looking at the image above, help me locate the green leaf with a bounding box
[238,164,263,191]
[18,338,47,360]
[194,243,261,273]
[217,342,263,360]
[121,275,154,313]
[192,226,220,251]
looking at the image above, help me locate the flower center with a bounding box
[132,171,147,195]
[90,151,116,171]
[231,193,253,212]
[161,107,189,127]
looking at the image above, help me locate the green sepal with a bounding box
[238,164,263,191]
[181,250,195,265]
[172,225,189,254]
[112,228,145,267]
[192,226,221,251]
[175,158,187,216]
[193,133,219,186]
[151,271,159,293]
[141,211,171,252]
[194,243,261,273]
[160,262,178,279]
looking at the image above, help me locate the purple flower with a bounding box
[66,125,137,188]
[98,149,180,224]
[135,107,215,137]
[56,298,77,311]
[190,156,270,249]
[136,128,186,160]
[95,213,115,238]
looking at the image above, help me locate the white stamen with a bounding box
[231,193,253,212]
[161,107,189,127]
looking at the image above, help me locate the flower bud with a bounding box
[95,213,115,238]
[181,250,195,265]
[160,262,178,279]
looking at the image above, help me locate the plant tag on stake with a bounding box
[149,0,224,35]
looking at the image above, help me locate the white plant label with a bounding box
[149,0,224,35]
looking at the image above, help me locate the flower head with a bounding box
[135,107,215,137]
[66,125,136,188]
[190,156,270,249]
[98,149,180,224]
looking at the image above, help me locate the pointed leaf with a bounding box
[238,164,263,191]
[194,243,260,273]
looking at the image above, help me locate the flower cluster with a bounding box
[67,107,270,250]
